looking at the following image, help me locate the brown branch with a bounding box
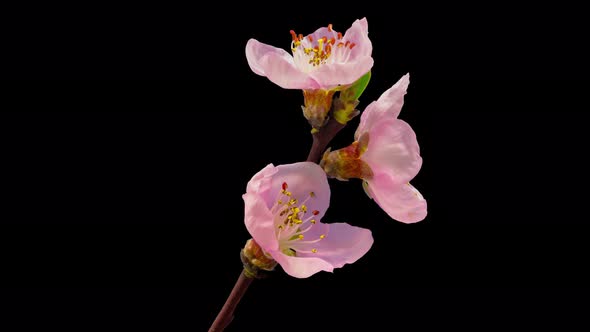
[306,117,346,163]
[208,270,253,332]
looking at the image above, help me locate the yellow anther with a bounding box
[311,249,318,253]
[300,205,307,212]
[277,200,283,205]
[288,199,297,205]
[310,219,316,224]
[278,225,283,229]
[292,207,300,214]
[309,192,315,197]
[319,234,326,239]
[298,234,304,240]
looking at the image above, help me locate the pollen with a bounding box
[319,234,326,239]
[310,219,316,224]
[298,234,304,240]
[311,249,318,253]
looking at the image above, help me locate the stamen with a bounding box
[312,210,319,215]
[282,182,288,190]
[328,23,333,31]
[311,249,318,253]
[337,32,342,39]
[290,30,298,41]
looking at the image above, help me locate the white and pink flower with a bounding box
[243,162,373,278]
[320,74,427,223]
[245,19,373,129]
[245,18,373,90]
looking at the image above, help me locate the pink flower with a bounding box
[243,162,373,278]
[245,18,373,90]
[320,74,427,223]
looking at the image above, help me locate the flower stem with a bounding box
[306,118,346,163]
[208,270,254,332]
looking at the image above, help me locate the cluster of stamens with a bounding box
[272,182,327,255]
[289,24,357,69]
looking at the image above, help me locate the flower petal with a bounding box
[271,250,335,278]
[245,39,286,76]
[246,163,278,207]
[342,18,372,61]
[270,162,330,219]
[297,223,373,269]
[366,175,427,223]
[308,26,338,44]
[310,56,374,89]
[243,192,279,251]
[362,118,422,184]
[355,73,410,140]
[245,39,319,89]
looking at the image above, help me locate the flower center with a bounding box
[271,182,327,255]
[289,24,356,72]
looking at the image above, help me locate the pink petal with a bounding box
[270,162,330,219]
[245,39,319,89]
[245,163,278,207]
[362,118,422,184]
[308,26,339,43]
[297,223,373,269]
[243,193,279,251]
[310,56,374,89]
[342,18,372,62]
[366,174,427,223]
[245,39,289,76]
[355,73,410,140]
[271,251,335,278]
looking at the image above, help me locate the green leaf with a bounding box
[345,71,371,101]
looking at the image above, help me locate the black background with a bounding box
[2,3,590,331]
